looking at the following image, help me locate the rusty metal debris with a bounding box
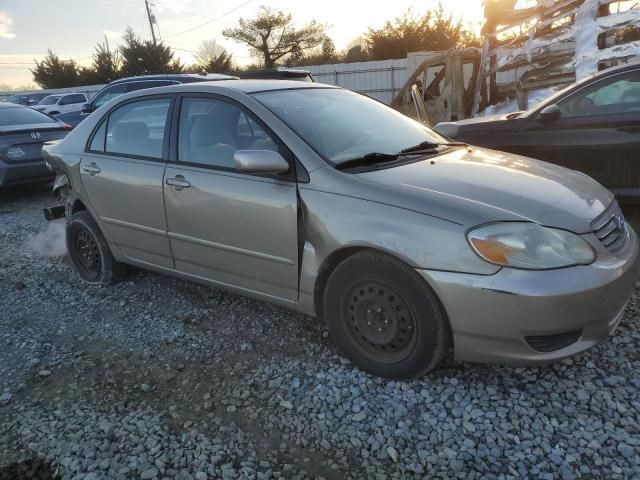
[394,0,640,122]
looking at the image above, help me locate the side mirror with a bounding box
[234,150,289,174]
[539,104,561,123]
[27,99,37,106]
[81,102,93,114]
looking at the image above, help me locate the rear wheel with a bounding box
[66,211,125,285]
[323,251,448,379]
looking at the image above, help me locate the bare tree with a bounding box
[223,7,326,68]
[194,40,228,66]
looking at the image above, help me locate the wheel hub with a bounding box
[346,281,415,356]
[74,229,100,275]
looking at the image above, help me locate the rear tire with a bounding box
[66,211,125,285]
[323,251,448,379]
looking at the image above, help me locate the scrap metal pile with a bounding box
[393,0,640,123]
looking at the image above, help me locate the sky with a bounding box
[0,0,485,89]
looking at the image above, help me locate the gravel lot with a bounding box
[1,186,640,480]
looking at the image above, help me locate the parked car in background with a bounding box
[2,92,51,107]
[56,73,236,127]
[434,62,640,202]
[235,68,314,82]
[0,103,71,187]
[43,80,639,379]
[32,93,89,116]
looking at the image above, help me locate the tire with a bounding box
[323,251,448,379]
[66,210,125,285]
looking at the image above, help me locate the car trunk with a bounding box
[0,123,70,164]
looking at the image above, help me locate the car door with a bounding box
[508,69,640,196]
[80,95,175,268]
[163,94,300,301]
[58,95,74,114]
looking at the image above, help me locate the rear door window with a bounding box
[104,97,171,159]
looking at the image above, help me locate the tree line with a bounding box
[32,3,480,89]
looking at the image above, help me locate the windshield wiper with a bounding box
[336,152,401,170]
[400,140,467,154]
[336,142,468,171]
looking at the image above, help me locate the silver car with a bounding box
[43,80,640,379]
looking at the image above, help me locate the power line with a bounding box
[163,0,254,39]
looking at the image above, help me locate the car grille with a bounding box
[526,329,582,353]
[591,202,629,254]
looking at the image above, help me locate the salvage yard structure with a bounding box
[393,0,640,123]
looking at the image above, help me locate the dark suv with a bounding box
[56,73,235,127]
[235,68,314,82]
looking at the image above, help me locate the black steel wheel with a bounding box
[66,210,125,285]
[72,228,102,280]
[344,280,417,364]
[323,251,449,379]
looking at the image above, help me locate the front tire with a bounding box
[323,251,448,379]
[66,211,124,285]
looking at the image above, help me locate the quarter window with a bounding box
[104,98,171,159]
[89,121,107,152]
[178,97,280,169]
[559,71,640,118]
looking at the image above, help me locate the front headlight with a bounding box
[467,222,595,270]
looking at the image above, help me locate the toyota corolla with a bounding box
[43,80,639,379]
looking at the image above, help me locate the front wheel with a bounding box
[323,251,449,379]
[66,211,125,285]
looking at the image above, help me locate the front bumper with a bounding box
[419,228,640,365]
[0,157,54,187]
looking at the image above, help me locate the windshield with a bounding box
[253,88,447,165]
[0,106,57,127]
[38,95,62,106]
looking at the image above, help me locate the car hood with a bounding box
[355,147,612,233]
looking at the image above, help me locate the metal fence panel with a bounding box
[306,59,408,104]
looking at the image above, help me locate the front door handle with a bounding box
[82,163,101,175]
[166,175,191,190]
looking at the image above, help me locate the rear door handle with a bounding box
[82,163,101,175]
[166,176,191,189]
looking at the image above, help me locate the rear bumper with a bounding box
[0,158,54,187]
[418,228,640,365]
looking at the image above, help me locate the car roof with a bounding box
[592,60,640,79]
[169,79,335,94]
[108,73,235,85]
[236,68,312,79]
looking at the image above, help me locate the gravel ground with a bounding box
[1,186,640,480]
